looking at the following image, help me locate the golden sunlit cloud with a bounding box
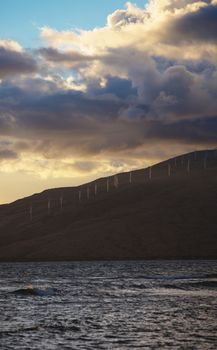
[0,0,217,202]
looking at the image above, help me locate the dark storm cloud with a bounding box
[169,5,217,43]
[38,47,98,66]
[0,82,125,137]
[1,0,217,163]
[0,149,18,160]
[143,116,217,144]
[0,47,37,78]
[1,41,217,156]
[89,76,137,99]
[17,90,124,130]
[103,76,137,99]
[0,69,217,160]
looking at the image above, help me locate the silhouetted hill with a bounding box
[0,149,217,261]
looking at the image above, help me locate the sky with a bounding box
[0,0,217,203]
[0,0,147,47]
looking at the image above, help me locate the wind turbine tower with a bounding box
[204,153,207,169]
[168,163,171,177]
[149,166,152,180]
[107,178,109,193]
[94,183,97,196]
[114,175,119,188]
[48,199,51,215]
[129,172,132,184]
[30,205,33,221]
[60,196,63,210]
[187,158,190,173]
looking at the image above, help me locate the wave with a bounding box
[11,286,58,296]
[205,273,217,279]
[0,326,39,335]
[162,280,217,290]
[184,281,217,289]
[47,324,81,332]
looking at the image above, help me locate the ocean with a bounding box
[0,260,217,349]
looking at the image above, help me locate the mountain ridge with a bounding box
[0,149,217,261]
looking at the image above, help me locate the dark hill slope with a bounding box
[0,150,217,261]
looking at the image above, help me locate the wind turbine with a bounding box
[107,178,109,193]
[78,190,81,202]
[203,152,207,169]
[94,183,97,196]
[149,166,152,180]
[129,172,132,184]
[30,204,33,221]
[194,151,197,161]
[48,199,51,215]
[187,158,190,173]
[60,196,63,210]
[114,175,119,188]
[168,163,171,177]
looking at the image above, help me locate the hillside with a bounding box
[0,149,217,261]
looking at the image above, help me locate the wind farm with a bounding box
[0,149,216,261]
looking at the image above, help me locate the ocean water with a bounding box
[0,261,217,350]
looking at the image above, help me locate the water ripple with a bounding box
[0,260,217,349]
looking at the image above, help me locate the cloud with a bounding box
[38,47,99,68]
[0,0,217,181]
[71,160,99,173]
[0,149,18,160]
[170,4,217,43]
[0,40,37,78]
[0,39,23,52]
[40,27,77,48]
[88,75,137,99]
[107,2,147,28]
